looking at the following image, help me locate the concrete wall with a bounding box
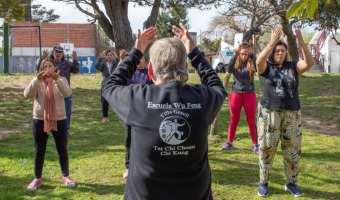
[11,47,96,57]
[322,31,340,73]
[0,56,97,74]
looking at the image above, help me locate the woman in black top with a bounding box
[256,27,313,197]
[95,50,118,123]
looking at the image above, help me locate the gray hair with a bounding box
[149,38,188,85]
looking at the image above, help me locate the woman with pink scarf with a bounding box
[24,58,75,191]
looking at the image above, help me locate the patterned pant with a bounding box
[257,104,302,184]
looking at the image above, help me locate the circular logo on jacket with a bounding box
[159,116,190,145]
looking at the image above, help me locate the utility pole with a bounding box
[3,22,9,73]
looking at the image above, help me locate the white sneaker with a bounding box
[123,169,129,179]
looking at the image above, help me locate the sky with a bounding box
[32,0,218,34]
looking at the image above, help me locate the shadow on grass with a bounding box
[302,151,340,162]
[77,182,125,196]
[0,124,126,162]
[0,171,125,199]
[0,87,32,132]
[0,87,127,159]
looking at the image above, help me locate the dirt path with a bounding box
[302,115,339,136]
[0,124,30,140]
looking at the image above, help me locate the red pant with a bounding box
[227,92,257,144]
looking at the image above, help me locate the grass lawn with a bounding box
[0,72,339,200]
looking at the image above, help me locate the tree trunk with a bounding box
[209,114,219,136]
[111,0,133,51]
[99,0,133,51]
[279,17,299,61]
[143,0,161,29]
[24,2,32,21]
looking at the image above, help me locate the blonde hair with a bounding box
[149,38,188,85]
[234,42,255,79]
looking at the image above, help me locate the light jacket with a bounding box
[24,77,72,120]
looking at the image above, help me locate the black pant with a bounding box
[124,124,131,169]
[101,89,109,117]
[32,119,69,179]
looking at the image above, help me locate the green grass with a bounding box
[0,73,339,200]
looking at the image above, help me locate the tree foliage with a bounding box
[286,0,338,22]
[306,0,340,44]
[199,37,220,53]
[286,0,319,23]
[315,0,340,30]
[155,5,189,38]
[31,4,60,22]
[0,0,26,22]
[208,1,275,41]
[207,0,309,60]
[288,0,340,44]
[206,0,277,54]
[51,0,221,52]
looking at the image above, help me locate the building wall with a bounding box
[11,22,96,57]
[324,32,340,73]
[11,47,96,57]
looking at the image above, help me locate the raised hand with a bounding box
[36,70,45,80]
[172,23,195,53]
[270,27,283,44]
[294,28,304,45]
[119,49,127,60]
[72,51,78,60]
[134,27,157,53]
[42,49,49,59]
[101,50,106,58]
[44,69,60,81]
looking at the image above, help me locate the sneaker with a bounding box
[221,142,233,150]
[27,178,42,191]
[258,183,268,197]
[123,169,129,179]
[62,176,76,188]
[252,144,259,154]
[285,182,302,197]
[102,117,109,123]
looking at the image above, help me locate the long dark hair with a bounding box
[268,40,288,65]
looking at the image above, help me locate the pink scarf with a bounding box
[43,78,57,133]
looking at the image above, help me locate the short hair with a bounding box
[149,38,188,85]
[269,40,288,64]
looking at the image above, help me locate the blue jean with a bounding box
[64,96,72,132]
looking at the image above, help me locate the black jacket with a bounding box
[227,54,256,93]
[103,47,227,200]
[95,57,118,89]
